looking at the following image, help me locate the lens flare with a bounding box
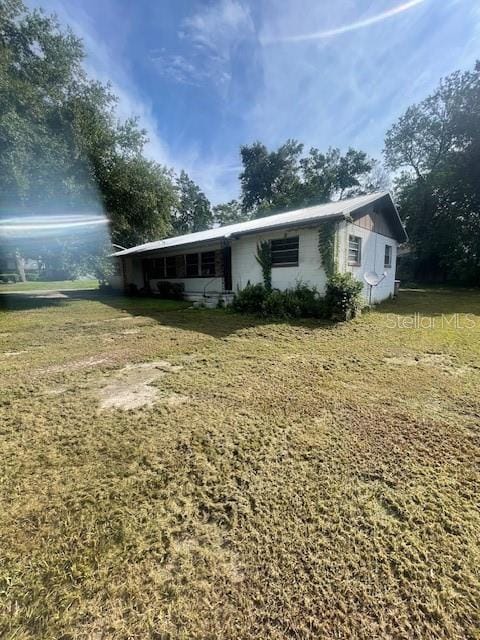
[0,214,108,237]
[262,0,427,44]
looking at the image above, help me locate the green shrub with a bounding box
[290,282,326,317]
[262,289,292,317]
[325,272,364,321]
[233,282,326,319]
[233,275,362,322]
[157,281,185,300]
[232,283,268,313]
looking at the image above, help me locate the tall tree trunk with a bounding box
[15,251,26,282]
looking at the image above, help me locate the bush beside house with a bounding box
[232,273,363,322]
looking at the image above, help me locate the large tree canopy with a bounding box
[385,62,480,284]
[212,200,249,226]
[238,140,377,217]
[0,0,177,258]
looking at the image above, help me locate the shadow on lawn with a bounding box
[0,289,335,339]
[4,287,477,338]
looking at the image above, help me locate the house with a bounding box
[110,191,407,305]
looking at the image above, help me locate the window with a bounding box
[185,253,199,277]
[271,236,299,267]
[201,251,216,276]
[384,244,393,268]
[165,256,177,278]
[348,235,362,265]
[149,258,164,278]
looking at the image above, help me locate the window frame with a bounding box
[185,252,200,277]
[384,244,393,268]
[155,258,165,278]
[200,251,216,277]
[348,235,362,266]
[165,255,177,278]
[270,236,299,268]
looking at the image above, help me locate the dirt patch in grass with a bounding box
[44,355,112,373]
[98,359,184,410]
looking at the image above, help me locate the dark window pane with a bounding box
[201,251,216,276]
[155,259,165,278]
[384,245,392,267]
[165,256,177,278]
[186,253,199,276]
[348,235,362,265]
[271,236,299,265]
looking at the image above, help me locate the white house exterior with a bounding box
[111,192,407,305]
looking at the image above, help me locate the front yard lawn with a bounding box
[1,289,479,639]
[0,278,99,292]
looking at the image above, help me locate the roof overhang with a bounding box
[111,191,408,258]
[373,192,408,243]
[228,212,345,240]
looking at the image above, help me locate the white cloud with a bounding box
[181,0,253,54]
[152,0,255,92]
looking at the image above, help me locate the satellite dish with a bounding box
[364,271,386,286]
[364,271,387,304]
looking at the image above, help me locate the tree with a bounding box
[99,157,176,247]
[171,170,212,235]
[384,68,475,180]
[300,147,373,202]
[239,140,374,217]
[239,140,303,215]
[212,200,249,226]
[386,62,480,284]
[0,0,177,273]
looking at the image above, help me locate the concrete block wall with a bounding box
[336,220,398,303]
[231,225,329,293]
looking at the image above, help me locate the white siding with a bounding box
[337,220,397,303]
[231,226,329,293]
[119,222,398,304]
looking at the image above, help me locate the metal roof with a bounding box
[112,191,406,257]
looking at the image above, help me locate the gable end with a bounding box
[349,194,406,243]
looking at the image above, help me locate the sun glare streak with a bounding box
[0,215,108,235]
[262,0,427,44]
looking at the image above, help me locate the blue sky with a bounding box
[27,0,480,203]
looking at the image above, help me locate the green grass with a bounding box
[0,278,98,291]
[0,289,479,639]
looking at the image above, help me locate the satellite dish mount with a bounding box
[364,271,387,305]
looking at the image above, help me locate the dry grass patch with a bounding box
[0,288,479,639]
[98,360,184,410]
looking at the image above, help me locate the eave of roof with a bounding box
[111,191,407,257]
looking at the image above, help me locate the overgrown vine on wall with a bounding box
[318,221,338,277]
[256,240,272,291]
